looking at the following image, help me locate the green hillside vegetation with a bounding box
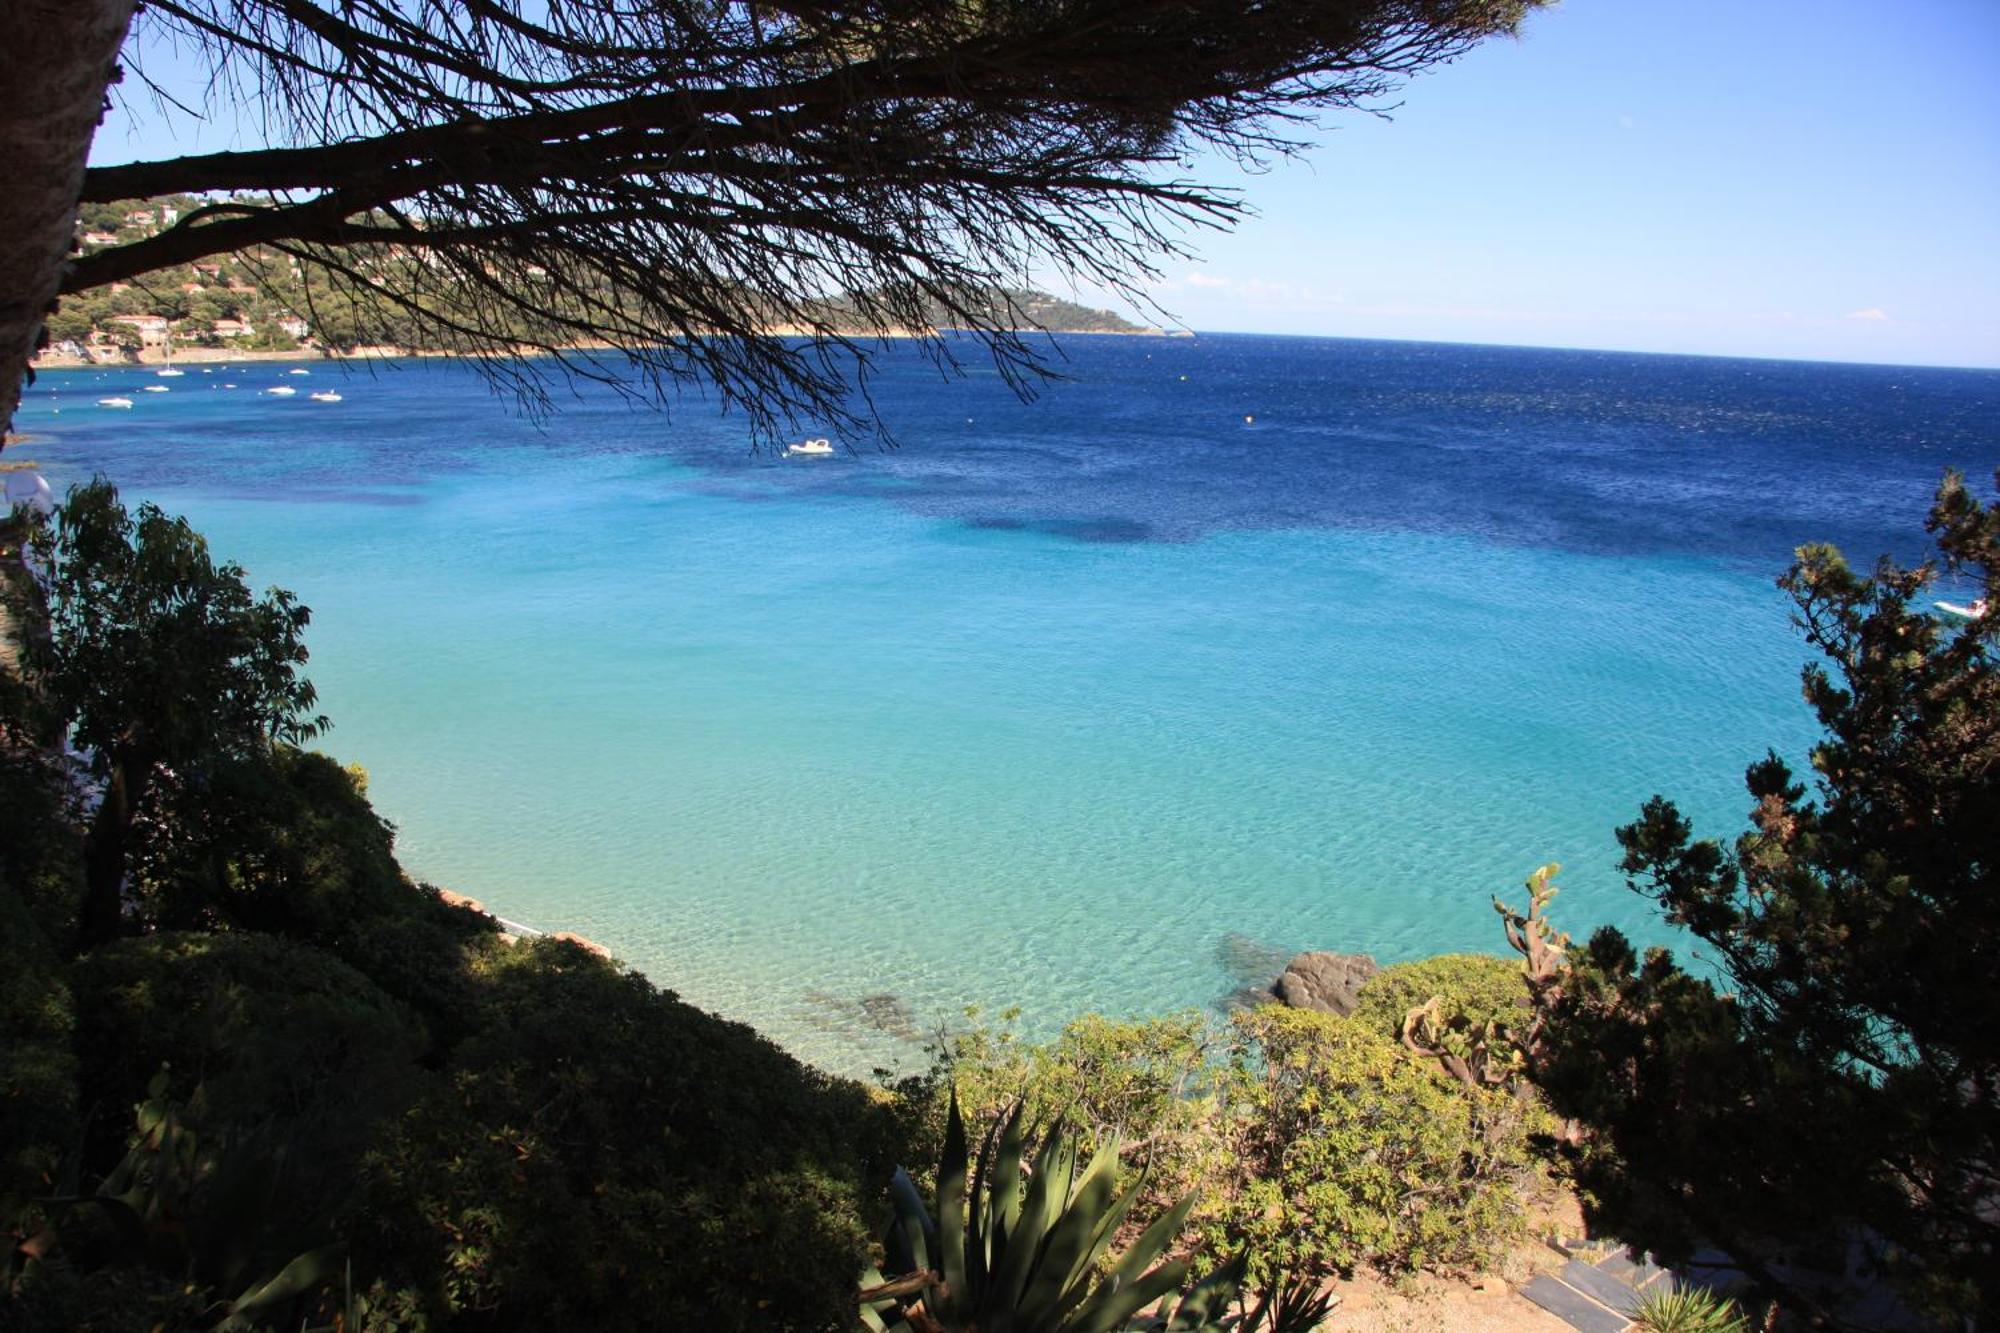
[48,198,1142,359]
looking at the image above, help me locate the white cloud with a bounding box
[1185,271,1230,289]
[1844,307,1890,321]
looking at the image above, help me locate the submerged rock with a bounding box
[1220,983,1279,1013]
[1272,950,1380,1016]
[1216,931,1298,987]
[799,989,924,1044]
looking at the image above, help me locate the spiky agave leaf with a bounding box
[986,1121,1077,1319]
[936,1093,971,1322]
[885,1167,933,1280]
[1164,1251,1249,1332]
[1014,1136,1125,1327]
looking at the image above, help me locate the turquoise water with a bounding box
[17,338,1993,1070]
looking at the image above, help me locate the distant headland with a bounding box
[36,195,1154,368]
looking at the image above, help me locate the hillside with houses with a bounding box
[47,196,319,360]
[41,196,1144,365]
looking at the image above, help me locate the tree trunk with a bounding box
[78,750,149,950]
[0,0,137,442]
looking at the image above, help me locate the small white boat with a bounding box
[142,384,170,393]
[1936,599,1987,620]
[309,391,343,403]
[786,437,835,457]
[155,368,185,377]
[266,385,298,397]
[97,396,134,408]
[222,383,237,389]
[288,368,311,376]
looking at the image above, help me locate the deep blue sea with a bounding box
[15,335,1997,1070]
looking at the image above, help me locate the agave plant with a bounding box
[1632,1282,1751,1333]
[1238,1269,1339,1333]
[860,1095,1245,1332]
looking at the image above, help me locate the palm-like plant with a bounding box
[860,1096,1245,1332]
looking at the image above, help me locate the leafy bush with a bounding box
[0,742,81,1223]
[910,1001,1551,1295]
[1215,1006,1544,1281]
[1350,953,1523,1041]
[67,931,429,1276]
[905,1010,1226,1219]
[0,880,78,1282]
[358,937,894,1330]
[130,746,411,938]
[129,743,502,1049]
[72,931,425,1136]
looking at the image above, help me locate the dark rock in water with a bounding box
[800,989,924,1044]
[859,992,921,1041]
[1272,951,1380,1017]
[1220,983,1278,1013]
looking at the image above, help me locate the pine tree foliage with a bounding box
[53,0,1536,432]
[1518,470,1998,1321]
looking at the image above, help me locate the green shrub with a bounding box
[73,930,424,1121]
[70,929,428,1248]
[0,882,78,1274]
[132,746,411,939]
[129,744,501,1050]
[358,937,891,1331]
[0,743,82,1237]
[1215,1006,1543,1281]
[907,1000,1552,1292]
[1350,953,1523,1041]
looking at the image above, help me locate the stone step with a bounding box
[1520,1274,1631,1333]
[1597,1249,1667,1289]
[1560,1258,1649,1317]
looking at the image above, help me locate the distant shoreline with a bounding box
[29,325,1173,371]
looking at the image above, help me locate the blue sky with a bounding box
[91,0,2000,368]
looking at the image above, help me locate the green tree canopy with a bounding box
[1512,469,1998,1322]
[34,479,325,949]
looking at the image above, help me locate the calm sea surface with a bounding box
[17,335,1998,1070]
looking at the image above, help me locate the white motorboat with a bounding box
[155,367,185,377]
[289,368,311,376]
[142,384,170,393]
[267,385,298,396]
[786,437,835,457]
[97,397,134,408]
[309,391,343,402]
[1936,599,1987,620]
